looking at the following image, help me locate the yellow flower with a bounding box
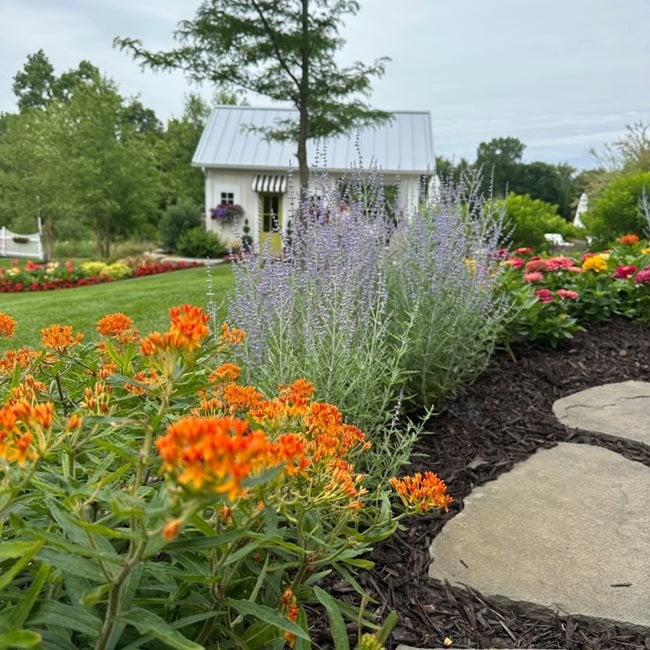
[581,255,608,273]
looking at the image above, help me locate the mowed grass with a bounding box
[0,264,234,350]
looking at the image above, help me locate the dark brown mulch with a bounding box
[315,318,650,649]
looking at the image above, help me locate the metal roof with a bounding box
[192,106,434,174]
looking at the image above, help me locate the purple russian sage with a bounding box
[227,166,406,436]
[385,170,510,408]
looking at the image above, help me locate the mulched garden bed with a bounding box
[315,317,650,649]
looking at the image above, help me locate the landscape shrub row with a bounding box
[0,258,202,293]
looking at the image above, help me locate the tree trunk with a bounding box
[297,0,310,194]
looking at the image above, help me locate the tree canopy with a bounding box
[115,0,390,188]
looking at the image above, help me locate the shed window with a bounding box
[220,192,235,206]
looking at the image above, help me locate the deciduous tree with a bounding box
[115,0,390,189]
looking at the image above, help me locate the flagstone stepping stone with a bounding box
[552,380,650,447]
[428,443,650,628]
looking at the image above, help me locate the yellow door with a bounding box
[258,193,283,254]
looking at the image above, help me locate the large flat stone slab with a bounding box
[552,380,650,447]
[428,443,650,628]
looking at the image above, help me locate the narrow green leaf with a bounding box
[313,586,350,650]
[373,610,398,645]
[0,540,43,590]
[226,599,310,642]
[38,548,105,581]
[0,540,41,560]
[29,601,102,637]
[13,563,50,627]
[0,629,42,649]
[121,608,205,650]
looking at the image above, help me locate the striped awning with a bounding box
[251,174,287,193]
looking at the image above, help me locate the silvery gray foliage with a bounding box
[227,165,409,445]
[386,170,511,409]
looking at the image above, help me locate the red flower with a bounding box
[534,288,554,303]
[612,265,637,280]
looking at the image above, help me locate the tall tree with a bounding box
[12,50,100,111]
[0,73,160,259]
[156,94,211,208]
[475,136,525,197]
[115,0,390,189]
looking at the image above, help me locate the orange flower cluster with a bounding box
[156,416,308,500]
[280,588,300,648]
[219,323,246,345]
[140,305,210,356]
[209,362,241,384]
[619,234,640,245]
[390,471,453,514]
[125,368,164,395]
[9,375,46,404]
[41,325,84,352]
[96,312,140,344]
[84,381,112,415]
[0,312,16,338]
[0,399,54,465]
[0,347,36,375]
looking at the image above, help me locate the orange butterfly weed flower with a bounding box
[97,312,133,337]
[209,363,241,384]
[84,381,112,414]
[389,471,453,514]
[125,368,164,395]
[221,383,265,413]
[9,375,46,405]
[0,400,54,465]
[156,416,308,500]
[619,234,640,245]
[219,323,246,345]
[41,325,84,352]
[169,305,210,350]
[0,312,17,338]
[0,347,36,375]
[162,518,183,541]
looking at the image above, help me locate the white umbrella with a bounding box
[573,192,588,229]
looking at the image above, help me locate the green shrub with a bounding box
[80,261,132,279]
[159,200,202,253]
[498,193,576,251]
[582,171,650,246]
[175,227,227,259]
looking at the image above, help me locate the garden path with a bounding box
[398,381,650,650]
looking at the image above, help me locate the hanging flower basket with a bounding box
[210,202,244,224]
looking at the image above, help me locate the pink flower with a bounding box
[514,247,533,255]
[534,288,554,303]
[556,289,579,300]
[546,257,576,271]
[635,268,650,284]
[581,252,596,262]
[505,257,524,268]
[612,265,637,280]
[523,272,544,283]
[525,259,549,273]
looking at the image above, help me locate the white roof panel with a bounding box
[193,106,433,174]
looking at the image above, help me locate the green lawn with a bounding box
[0,264,234,350]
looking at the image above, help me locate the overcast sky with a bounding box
[1,0,649,169]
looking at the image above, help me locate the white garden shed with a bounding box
[192,105,434,252]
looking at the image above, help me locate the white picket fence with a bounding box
[0,226,44,260]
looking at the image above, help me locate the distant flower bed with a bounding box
[498,235,650,347]
[0,258,203,293]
